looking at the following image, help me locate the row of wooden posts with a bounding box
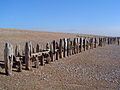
[4,36,120,76]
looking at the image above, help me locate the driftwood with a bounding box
[4,43,13,75]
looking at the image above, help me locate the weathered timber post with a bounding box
[86,39,89,50]
[59,39,63,58]
[90,38,94,49]
[76,38,79,53]
[94,38,97,48]
[70,41,73,55]
[56,42,59,60]
[36,44,40,53]
[73,38,77,54]
[79,37,82,52]
[4,43,13,75]
[103,38,105,46]
[45,54,51,64]
[32,47,35,53]
[25,42,31,70]
[67,38,70,56]
[34,56,39,68]
[115,37,118,45]
[40,54,45,66]
[53,40,56,54]
[17,60,22,72]
[83,38,86,51]
[117,37,120,45]
[99,38,102,47]
[71,40,74,55]
[63,38,67,57]
[53,40,56,60]
[46,42,50,51]
[50,42,55,61]
[15,45,20,56]
[108,37,110,45]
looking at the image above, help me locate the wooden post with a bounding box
[40,54,45,66]
[56,50,59,60]
[90,38,93,49]
[86,39,89,50]
[17,60,22,72]
[73,38,77,54]
[56,42,59,60]
[45,54,51,64]
[79,37,82,52]
[99,38,102,47]
[67,38,70,56]
[117,37,119,45]
[34,56,39,68]
[4,43,13,75]
[53,40,56,60]
[76,38,79,53]
[36,44,40,53]
[50,42,54,61]
[46,42,50,51]
[15,45,20,56]
[83,38,86,51]
[53,40,56,54]
[63,38,67,57]
[25,42,31,70]
[108,38,110,45]
[94,38,97,48]
[70,41,73,55]
[59,39,63,58]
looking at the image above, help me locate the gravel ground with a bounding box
[0,28,120,90]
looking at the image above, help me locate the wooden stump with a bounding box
[40,54,45,66]
[36,44,40,53]
[17,60,22,72]
[117,38,120,45]
[86,40,89,50]
[83,38,86,51]
[55,42,59,60]
[59,39,63,58]
[45,54,51,64]
[94,38,97,48]
[67,38,70,56]
[46,42,50,51]
[34,56,39,68]
[73,38,77,54]
[76,38,79,53]
[79,37,82,52]
[15,45,20,56]
[63,38,67,57]
[50,42,55,61]
[25,42,31,70]
[56,50,59,60]
[4,43,13,75]
[70,41,73,55]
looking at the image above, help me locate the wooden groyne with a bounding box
[4,36,120,76]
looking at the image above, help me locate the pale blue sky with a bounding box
[0,0,120,36]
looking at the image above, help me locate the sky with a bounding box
[0,0,120,36]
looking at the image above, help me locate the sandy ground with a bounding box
[0,28,120,90]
